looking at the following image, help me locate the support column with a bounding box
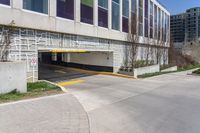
[129,0,132,33]
[75,0,81,23]
[12,0,22,9]
[94,0,98,26]
[108,0,112,29]
[49,0,56,17]
[120,0,123,32]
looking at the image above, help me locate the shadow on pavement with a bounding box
[38,64,94,82]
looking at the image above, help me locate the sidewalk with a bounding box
[0,94,90,133]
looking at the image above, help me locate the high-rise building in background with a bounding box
[171,7,200,49]
[0,0,170,82]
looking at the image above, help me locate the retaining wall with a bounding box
[0,61,27,94]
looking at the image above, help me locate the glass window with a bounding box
[139,0,143,36]
[0,0,10,5]
[150,1,153,38]
[98,0,108,8]
[154,5,157,39]
[98,0,108,28]
[158,8,161,40]
[81,0,93,24]
[144,0,148,37]
[131,0,137,34]
[164,13,167,42]
[23,0,48,14]
[162,11,164,41]
[57,0,74,20]
[122,0,129,32]
[112,0,120,30]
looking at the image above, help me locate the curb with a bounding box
[68,67,135,79]
[42,64,136,79]
[38,80,68,93]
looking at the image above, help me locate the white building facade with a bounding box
[0,0,170,81]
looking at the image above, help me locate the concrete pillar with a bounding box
[49,0,56,17]
[129,0,131,34]
[119,0,122,32]
[136,0,139,34]
[152,1,154,39]
[12,0,22,9]
[142,0,145,37]
[94,0,98,26]
[108,0,112,29]
[75,0,81,23]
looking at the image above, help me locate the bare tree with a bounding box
[168,36,177,65]
[144,36,153,65]
[126,13,139,70]
[0,21,15,62]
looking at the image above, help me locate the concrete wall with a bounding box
[0,61,27,94]
[161,66,177,72]
[134,64,160,78]
[0,0,170,45]
[0,25,169,82]
[63,52,113,67]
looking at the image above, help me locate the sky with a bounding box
[159,0,200,15]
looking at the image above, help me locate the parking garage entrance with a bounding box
[38,49,114,81]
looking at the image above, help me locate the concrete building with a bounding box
[170,14,185,42]
[185,7,200,43]
[0,0,170,82]
[171,7,200,48]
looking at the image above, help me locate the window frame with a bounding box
[0,0,11,7]
[22,0,49,15]
[112,0,120,31]
[80,0,94,25]
[98,0,108,28]
[56,0,75,20]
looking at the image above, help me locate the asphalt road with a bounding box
[1,64,200,133]
[38,64,93,82]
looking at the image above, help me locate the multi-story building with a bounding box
[171,7,200,48]
[170,13,185,43]
[0,0,170,81]
[185,7,200,43]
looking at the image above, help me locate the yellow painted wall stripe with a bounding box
[49,49,88,53]
[68,67,135,79]
[57,80,85,87]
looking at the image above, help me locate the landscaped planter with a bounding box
[133,64,160,78]
[119,64,160,78]
[0,61,27,94]
[161,66,178,72]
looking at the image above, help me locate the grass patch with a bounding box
[138,71,176,78]
[138,64,200,78]
[27,82,59,92]
[0,81,62,103]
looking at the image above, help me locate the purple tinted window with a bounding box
[123,17,128,33]
[0,0,10,5]
[98,7,108,28]
[131,13,137,34]
[144,0,148,37]
[57,0,74,20]
[81,0,93,24]
[145,19,148,37]
[122,0,129,32]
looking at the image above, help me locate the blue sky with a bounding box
[159,0,200,15]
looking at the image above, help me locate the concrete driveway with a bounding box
[65,70,200,133]
[0,66,200,133]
